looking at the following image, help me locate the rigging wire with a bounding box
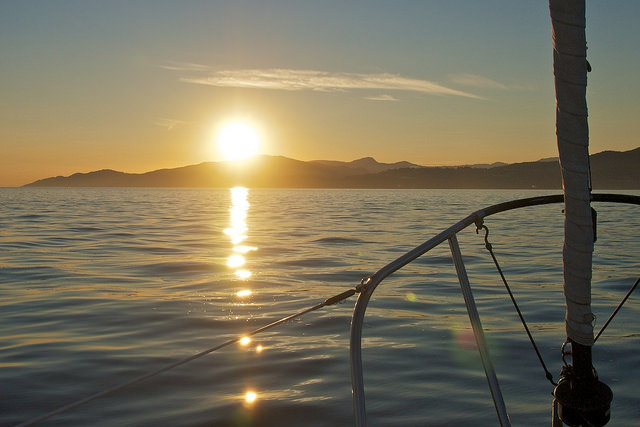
[478,223,638,383]
[477,224,557,386]
[594,276,640,343]
[17,288,359,427]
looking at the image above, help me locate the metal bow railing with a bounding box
[349,193,640,427]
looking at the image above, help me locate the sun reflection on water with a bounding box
[236,289,252,297]
[224,187,256,284]
[225,188,269,409]
[235,270,252,279]
[227,254,245,268]
[224,187,250,245]
[234,245,257,254]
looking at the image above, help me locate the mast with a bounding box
[549,1,612,425]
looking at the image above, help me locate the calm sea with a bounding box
[1,188,639,426]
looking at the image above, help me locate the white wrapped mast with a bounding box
[550,4,613,426]
[550,0,594,347]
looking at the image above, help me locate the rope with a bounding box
[594,276,640,343]
[17,287,359,426]
[477,225,557,386]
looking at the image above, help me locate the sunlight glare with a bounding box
[236,289,252,297]
[245,391,257,404]
[240,336,251,346]
[218,122,260,162]
[225,187,255,282]
[235,269,252,279]
[234,245,258,254]
[227,254,245,268]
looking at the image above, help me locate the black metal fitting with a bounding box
[554,342,612,426]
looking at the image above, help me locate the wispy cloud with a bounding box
[168,66,479,99]
[365,94,399,102]
[160,61,211,72]
[448,73,508,89]
[154,118,188,131]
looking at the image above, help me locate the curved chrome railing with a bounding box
[349,193,640,427]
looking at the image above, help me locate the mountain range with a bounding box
[24,147,640,189]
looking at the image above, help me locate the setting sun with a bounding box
[245,391,257,404]
[217,122,260,162]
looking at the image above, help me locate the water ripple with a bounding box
[1,188,639,426]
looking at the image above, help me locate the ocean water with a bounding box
[1,188,639,426]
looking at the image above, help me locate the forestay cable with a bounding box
[17,288,358,427]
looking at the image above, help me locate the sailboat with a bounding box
[16,1,639,426]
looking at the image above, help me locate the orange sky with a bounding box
[2,1,640,186]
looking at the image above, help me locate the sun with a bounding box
[217,122,260,162]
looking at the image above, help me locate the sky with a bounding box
[2,1,640,186]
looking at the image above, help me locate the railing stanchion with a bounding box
[449,233,511,426]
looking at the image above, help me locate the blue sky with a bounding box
[1,1,639,186]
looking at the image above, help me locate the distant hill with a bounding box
[310,157,420,174]
[462,161,508,169]
[24,148,640,189]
